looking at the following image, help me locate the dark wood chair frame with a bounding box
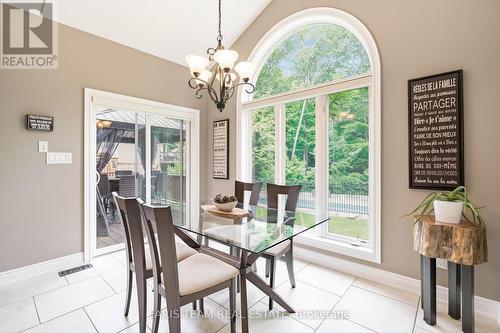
[139,202,237,333]
[231,180,262,261]
[234,180,262,206]
[112,193,153,333]
[113,193,200,333]
[262,183,302,310]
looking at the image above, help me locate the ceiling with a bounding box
[52,0,271,66]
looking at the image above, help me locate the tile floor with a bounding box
[0,250,498,333]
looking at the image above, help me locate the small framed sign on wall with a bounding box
[26,114,54,131]
[213,119,229,179]
[408,70,464,190]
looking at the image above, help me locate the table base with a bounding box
[200,246,295,333]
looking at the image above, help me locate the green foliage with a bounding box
[329,88,369,194]
[251,24,370,194]
[252,107,275,182]
[254,24,370,99]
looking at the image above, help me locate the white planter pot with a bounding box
[434,200,463,224]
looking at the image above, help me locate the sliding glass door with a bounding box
[150,116,187,226]
[94,106,190,253]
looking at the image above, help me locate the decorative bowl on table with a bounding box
[213,194,238,212]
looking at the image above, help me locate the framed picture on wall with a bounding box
[408,70,464,190]
[213,119,229,179]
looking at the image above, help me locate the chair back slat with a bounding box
[137,199,162,281]
[139,203,180,302]
[235,181,262,206]
[266,183,302,212]
[113,193,146,272]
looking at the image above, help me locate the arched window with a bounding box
[237,8,381,262]
[254,23,370,99]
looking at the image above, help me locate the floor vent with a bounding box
[58,264,93,277]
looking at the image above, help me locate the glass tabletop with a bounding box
[174,199,329,254]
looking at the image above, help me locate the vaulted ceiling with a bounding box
[54,0,271,65]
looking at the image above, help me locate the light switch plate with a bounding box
[47,152,72,164]
[436,258,448,270]
[38,141,48,153]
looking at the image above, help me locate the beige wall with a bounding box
[0,22,207,272]
[205,0,500,300]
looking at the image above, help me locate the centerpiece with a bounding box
[213,194,238,212]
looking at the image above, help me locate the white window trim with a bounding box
[236,7,381,263]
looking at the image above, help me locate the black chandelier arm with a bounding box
[197,86,220,104]
[188,77,204,89]
[207,47,217,58]
[207,86,220,104]
[194,86,208,100]
[188,77,220,103]
[225,82,256,101]
[202,85,220,104]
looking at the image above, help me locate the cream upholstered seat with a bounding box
[175,238,198,261]
[263,240,290,256]
[144,238,197,270]
[176,253,239,296]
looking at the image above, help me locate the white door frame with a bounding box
[84,88,200,262]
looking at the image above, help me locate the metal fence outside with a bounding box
[255,180,369,215]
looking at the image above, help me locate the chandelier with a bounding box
[185,0,255,112]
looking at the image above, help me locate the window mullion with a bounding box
[274,104,286,185]
[145,114,151,205]
[315,96,329,237]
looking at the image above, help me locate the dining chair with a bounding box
[234,180,262,206]
[139,202,239,333]
[232,181,263,274]
[97,173,112,213]
[264,183,302,310]
[112,193,198,333]
[204,180,262,244]
[119,175,136,198]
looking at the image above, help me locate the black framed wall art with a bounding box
[213,119,229,179]
[408,70,464,190]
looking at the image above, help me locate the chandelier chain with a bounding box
[217,0,223,42]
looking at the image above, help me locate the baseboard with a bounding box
[0,252,84,286]
[294,245,500,325]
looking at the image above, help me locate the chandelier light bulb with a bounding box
[185,55,209,77]
[196,70,212,87]
[213,50,239,72]
[235,61,256,82]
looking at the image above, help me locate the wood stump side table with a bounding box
[413,215,487,333]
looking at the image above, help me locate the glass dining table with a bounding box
[173,199,330,333]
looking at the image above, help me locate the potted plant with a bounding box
[406,186,483,225]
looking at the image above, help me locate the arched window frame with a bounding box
[236,8,381,263]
